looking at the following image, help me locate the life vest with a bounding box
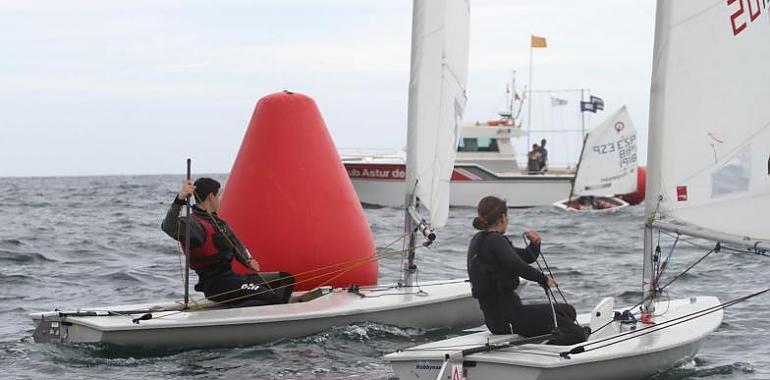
[468,232,500,298]
[188,213,232,270]
[468,232,521,298]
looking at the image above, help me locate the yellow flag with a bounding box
[531,35,547,48]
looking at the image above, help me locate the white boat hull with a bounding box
[345,162,574,208]
[32,280,481,349]
[386,296,722,380]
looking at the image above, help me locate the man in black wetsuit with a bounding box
[467,196,586,345]
[162,177,294,307]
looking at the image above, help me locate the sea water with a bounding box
[0,175,766,379]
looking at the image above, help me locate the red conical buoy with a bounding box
[219,91,378,291]
[620,166,647,205]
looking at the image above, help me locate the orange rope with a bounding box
[190,245,415,309]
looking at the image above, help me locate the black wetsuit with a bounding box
[467,231,586,345]
[162,199,294,307]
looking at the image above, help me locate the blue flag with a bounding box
[580,101,596,113]
[581,95,604,113]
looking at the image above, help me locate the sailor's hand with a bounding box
[524,230,541,245]
[545,275,558,288]
[178,180,195,201]
[246,258,260,271]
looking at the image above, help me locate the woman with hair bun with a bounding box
[467,196,586,345]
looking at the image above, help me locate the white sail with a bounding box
[573,106,638,197]
[646,0,770,243]
[405,0,470,228]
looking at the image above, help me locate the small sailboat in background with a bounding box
[554,105,638,212]
[386,1,769,378]
[30,0,480,348]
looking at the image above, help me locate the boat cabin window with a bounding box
[457,138,499,152]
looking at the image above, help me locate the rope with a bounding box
[659,243,718,291]
[188,243,418,309]
[400,332,556,354]
[622,242,719,315]
[308,234,416,287]
[192,236,414,304]
[175,200,414,305]
[660,230,770,257]
[590,317,618,336]
[522,234,571,308]
[539,254,570,307]
[561,288,770,358]
[543,285,560,331]
[654,235,679,286]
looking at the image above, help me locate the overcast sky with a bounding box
[0,0,656,177]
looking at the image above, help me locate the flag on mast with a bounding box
[580,95,605,113]
[530,35,547,48]
[551,97,568,106]
[590,95,605,110]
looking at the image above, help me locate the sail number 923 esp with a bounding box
[592,135,636,155]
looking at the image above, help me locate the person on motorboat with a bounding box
[537,138,549,172]
[527,144,542,174]
[467,196,587,345]
[162,177,294,307]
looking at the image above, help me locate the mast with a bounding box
[580,89,586,138]
[508,71,514,118]
[642,0,672,320]
[184,158,191,309]
[403,0,421,286]
[567,134,589,204]
[527,43,534,149]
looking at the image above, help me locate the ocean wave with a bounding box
[0,273,36,286]
[0,251,56,264]
[282,322,427,346]
[95,271,142,283]
[1,239,23,246]
[651,359,754,379]
[18,201,55,208]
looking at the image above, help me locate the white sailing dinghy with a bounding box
[554,106,638,212]
[386,1,770,378]
[30,0,480,349]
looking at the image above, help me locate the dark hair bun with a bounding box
[474,196,507,230]
[472,216,489,230]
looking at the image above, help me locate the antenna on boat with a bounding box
[184,158,191,309]
[501,70,516,120]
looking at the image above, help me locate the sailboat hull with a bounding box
[31,280,480,349]
[386,296,722,380]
